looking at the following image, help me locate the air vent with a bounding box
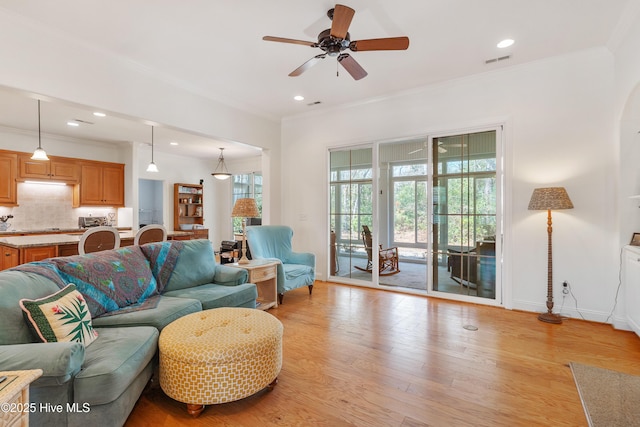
[307,101,322,106]
[485,55,511,65]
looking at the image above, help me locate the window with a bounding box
[390,162,428,248]
[232,172,262,232]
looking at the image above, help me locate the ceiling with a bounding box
[0,0,634,160]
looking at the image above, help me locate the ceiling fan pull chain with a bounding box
[337,60,339,77]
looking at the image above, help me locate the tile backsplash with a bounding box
[0,182,116,231]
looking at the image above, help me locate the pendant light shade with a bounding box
[31,100,49,161]
[146,126,159,172]
[211,147,232,180]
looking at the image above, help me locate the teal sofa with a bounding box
[246,225,315,304]
[0,239,256,427]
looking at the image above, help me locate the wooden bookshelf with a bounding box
[173,183,208,239]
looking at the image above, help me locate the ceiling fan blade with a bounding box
[350,36,410,52]
[337,54,367,80]
[263,36,316,47]
[330,4,355,39]
[289,54,326,77]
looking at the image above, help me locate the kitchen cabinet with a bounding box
[18,154,79,183]
[74,161,125,207]
[0,152,17,206]
[22,246,57,263]
[0,246,19,270]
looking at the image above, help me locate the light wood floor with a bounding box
[125,282,640,427]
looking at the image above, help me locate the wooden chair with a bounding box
[134,224,167,246]
[355,225,400,276]
[79,226,120,255]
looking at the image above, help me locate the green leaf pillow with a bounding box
[19,284,98,346]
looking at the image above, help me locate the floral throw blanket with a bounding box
[11,243,182,318]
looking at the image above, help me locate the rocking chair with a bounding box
[355,225,400,276]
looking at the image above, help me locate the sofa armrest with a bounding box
[213,264,249,286]
[0,342,85,384]
[288,252,315,268]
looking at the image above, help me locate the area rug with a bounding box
[570,362,640,426]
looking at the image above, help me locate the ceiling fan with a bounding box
[263,4,409,80]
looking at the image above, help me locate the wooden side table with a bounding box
[0,369,43,427]
[228,259,279,310]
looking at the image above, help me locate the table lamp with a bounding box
[231,198,260,264]
[528,187,574,324]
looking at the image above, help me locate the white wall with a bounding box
[281,48,618,321]
[136,144,230,244]
[612,9,640,328]
[0,9,282,225]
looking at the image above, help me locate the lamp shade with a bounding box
[528,187,573,210]
[231,198,260,218]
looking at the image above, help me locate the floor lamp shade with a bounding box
[528,186,573,324]
[231,198,260,264]
[528,187,574,210]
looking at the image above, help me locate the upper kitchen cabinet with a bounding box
[73,161,125,207]
[18,154,79,184]
[0,152,17,206]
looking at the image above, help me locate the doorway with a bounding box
[138,179,163,227]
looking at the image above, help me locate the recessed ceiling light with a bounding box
[67,121,79,127]
[497,39,514,49]
[93,112,106,117]
[170,141,179,146]
[293,95,305,101]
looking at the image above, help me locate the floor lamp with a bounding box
[528,187,574,324]
[231,198,260,264]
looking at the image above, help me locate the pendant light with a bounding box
[31,100,49,161]
[146,126,159,172]
[211,147,231,180]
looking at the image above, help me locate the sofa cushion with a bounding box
[73,326,158,406]
[0,341,85,385]
[19,284,99,347]
[284,263,315,281]
[0,270,64,345]
[92,296,202,331]
[163,282,257,310]
[141,239,217,292]
[49,246,158,317]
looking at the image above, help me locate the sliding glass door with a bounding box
[329,128,501,304]
[329,148,373,283]
[431,130,499,300]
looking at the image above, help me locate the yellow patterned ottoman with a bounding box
[159,307,283,416]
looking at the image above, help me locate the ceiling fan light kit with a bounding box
[263,3,410,80]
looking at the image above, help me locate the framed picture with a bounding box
[631,233,640,246]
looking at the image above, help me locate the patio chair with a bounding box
[355,225,400,276]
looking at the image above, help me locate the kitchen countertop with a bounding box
[0,227,131,236]
[0,230,193,249]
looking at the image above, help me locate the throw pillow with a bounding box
[141,239,215,292]
[19,284,99,346]
[49,246,158,317]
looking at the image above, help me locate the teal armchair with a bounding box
[246,225,315,304]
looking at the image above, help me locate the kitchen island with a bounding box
[0,230,194,270]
